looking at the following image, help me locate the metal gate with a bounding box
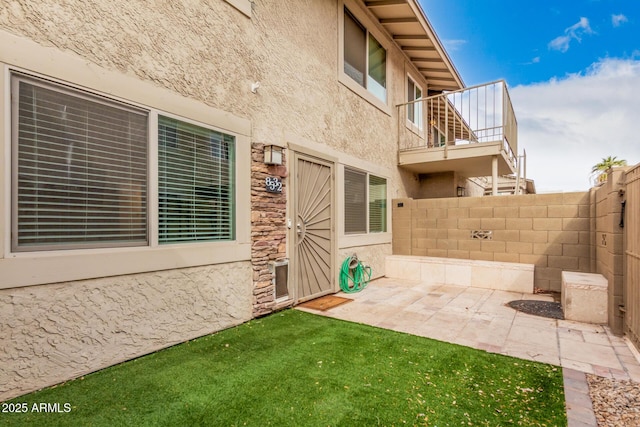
[292,153,334,303]
[624,164,640,348]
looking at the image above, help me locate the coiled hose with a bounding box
[339,254,372,293]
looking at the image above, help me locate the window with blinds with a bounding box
[158,116,235,243]
[12,75,148,251]
[344,168,367,234]
[344,168,387,235]
[343,7,387,103]
[369,175,387,233]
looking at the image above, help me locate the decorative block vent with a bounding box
[471,230,493,240]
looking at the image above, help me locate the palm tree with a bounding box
[591,156,628,184]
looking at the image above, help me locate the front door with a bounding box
[292,153,334,303]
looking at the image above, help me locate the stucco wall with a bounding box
[0,0,416,199]
[414,172,457,199]
[0,0,422,399]
[338,243,392,281]
[0,262,252,401]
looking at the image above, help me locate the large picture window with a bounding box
[158,116,235,243]
[343,8,387,102]
[344,167,387,234]
[10,73,238,253]
[11,75,148,251]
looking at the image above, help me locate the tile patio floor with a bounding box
[296,277,640,427]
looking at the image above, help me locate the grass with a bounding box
[2,310,566,426]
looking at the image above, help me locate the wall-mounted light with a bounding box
[264,145,283,165]
[251,81,261,93]
[457,186,465,197]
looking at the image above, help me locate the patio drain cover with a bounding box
[507,300,564,320]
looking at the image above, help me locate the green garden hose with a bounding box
[339,255,372,293]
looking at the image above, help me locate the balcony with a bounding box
[397,80,518,178]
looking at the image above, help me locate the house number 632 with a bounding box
[265,176,282,193]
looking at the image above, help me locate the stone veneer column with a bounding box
[251,143,288,316]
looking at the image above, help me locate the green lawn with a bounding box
[2,310,566,426]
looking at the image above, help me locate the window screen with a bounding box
[344,168,367,234]
[344,8,366,87]
[369,175,387,233]
[368,34,387,101]
[343,7,387,103]
[12,75,148,251]
[158,116,235,243]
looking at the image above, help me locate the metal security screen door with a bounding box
[293,154,334,302]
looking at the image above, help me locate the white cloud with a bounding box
[548,17,593,52]
[444,39,467,51]
[510,58,640,192]
[612,14,628,27]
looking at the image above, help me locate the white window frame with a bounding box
[1,59,251,289]
[407,74,424,131]
[432,124,446,147]
[338,0,391,115]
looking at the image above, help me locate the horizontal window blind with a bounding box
[344,8,366,87]
[369,175,387,233]
[158,116,235,243]
[12,76,148,251]
[344,168,366,234]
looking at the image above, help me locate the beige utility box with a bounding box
[561,271,608,324]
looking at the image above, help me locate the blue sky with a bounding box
[420,0,640,192]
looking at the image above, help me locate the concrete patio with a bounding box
[297,277,640,426]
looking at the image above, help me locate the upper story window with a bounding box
[432,125,446,147]
[343,7,387,103]
[407,76,423,129]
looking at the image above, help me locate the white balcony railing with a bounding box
[398,80,518,171]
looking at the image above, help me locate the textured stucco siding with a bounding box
[339,243,392,281]
[0,262,252,401]
[0,0,416,198]
[0,0,421,400]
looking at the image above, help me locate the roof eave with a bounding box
[363,0,465,91]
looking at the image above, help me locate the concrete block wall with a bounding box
[392,192,593,292]
[594,168,627,334]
